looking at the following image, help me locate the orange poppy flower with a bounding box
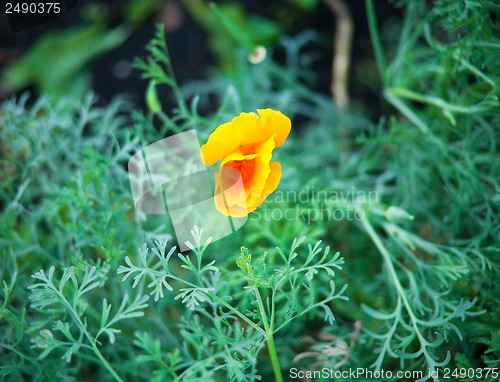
[201,109,291,217]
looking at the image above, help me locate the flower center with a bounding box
[223,159,255,186]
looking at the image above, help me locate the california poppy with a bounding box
[201,109,291,217]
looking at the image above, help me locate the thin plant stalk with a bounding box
[253,287,284,382]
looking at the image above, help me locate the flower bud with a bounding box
[385,206,414,222]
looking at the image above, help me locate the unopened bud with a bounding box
[385,206,414,222]
[146,80,162,114]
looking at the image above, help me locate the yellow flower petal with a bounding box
[200,108,291,217]
[200,112,261,166]
[220,151,258,166]
[257,109,291,149]
[247,161,282,212]
[201,109,291,166]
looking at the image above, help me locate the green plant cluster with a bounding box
[1,0,499,381]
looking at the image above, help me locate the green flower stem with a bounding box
[365,0,387,85]
[217,298,266,335]
[209,3,255,52]
[265,332,282,382]
[253,287,283,382]
[388,87,494,114]
[91,343,124,382]
[451,52,495,88]
[156,111,182,134]
[384,90,429,134]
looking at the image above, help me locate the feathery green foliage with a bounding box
[1,1,498,381]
